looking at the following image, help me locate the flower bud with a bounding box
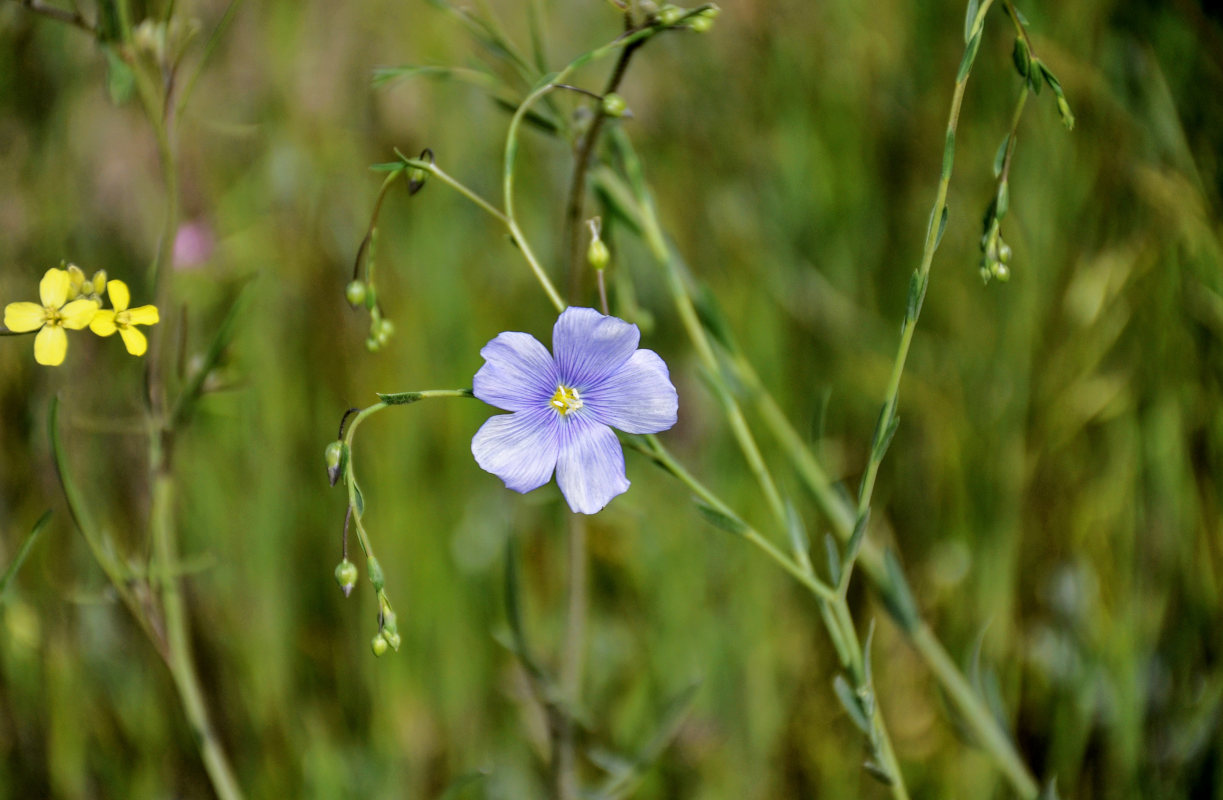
[690,7,719,32]
[334,559,358,596]
[998,241,1013,264]
[371,633,389,656]
[383,631,402,651]
[325,440,345,485]
[992,262,1011,282]
[600,92,628,119]
[375,318,395,347]
[658,4,684,26]
[345,280,367,307]
[587,237,610,271]
[365,336,380,353]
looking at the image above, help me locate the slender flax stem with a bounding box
[563,25,642,299]
[839,0,995,592]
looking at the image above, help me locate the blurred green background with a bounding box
[2,0,1221,797]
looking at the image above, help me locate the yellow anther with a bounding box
[549,385,583,416]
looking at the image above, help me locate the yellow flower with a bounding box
[89,280,159,356]
[65,264,108,303]
[4,268,100,366]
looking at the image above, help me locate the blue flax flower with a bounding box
[472,307,678,514]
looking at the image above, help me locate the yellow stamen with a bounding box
[550,385,583,416]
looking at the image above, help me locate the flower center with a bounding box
[44,306,63,327]
[549,384,583,416]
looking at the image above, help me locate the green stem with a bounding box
[642,436,835,603]
[628,158,788,533]
[837,0,998,594]
[563,27,642,300]
[913,624,1038,797]
[340,390,476,635]
[150,443,243,800]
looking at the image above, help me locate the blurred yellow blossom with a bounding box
[4,268,100,366]
[89,279,159,356]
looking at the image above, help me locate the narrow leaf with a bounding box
[881,548,921,633]
[863,760,896,786]
[957,31,982,83]
[352,483,365,516]
[785,503,813,574]
[996,180,1010,220]
[941,129,956,180]
[1011,37,1031,79]
[377,391,423,405]
[963,0,980,43]
[935,205,949,248]
[824,533,842,586]
[993,134,1011,178]
[0,510,52,599]
[834,674,871,734]
[694,501,748,536]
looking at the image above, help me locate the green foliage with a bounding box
[1,1,1221,798]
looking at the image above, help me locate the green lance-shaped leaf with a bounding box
[993,134,1011,178]
[880,548,921,633]
[905,269,929,324]
[0,511,52,600]
[785,502,813,574]
[963,0,981,43]
[694,500,749,536]
[863,760,896,786]
[377,391,424,405]
[824,533,843,586]
[1012,37,1031,79]
[996,179,1010,220]
[957,30,983,83]
[834,673,872,735]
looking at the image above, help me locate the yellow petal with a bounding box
[34,325,68,366]
[90,309,117,337]
[118,325,148,356]
[39,268,70,308]
[60,299,99,329]
[106,280,130,312]
[5,302,47,332]
[125,304,160,326]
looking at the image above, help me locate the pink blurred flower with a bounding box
[173,221,215,270]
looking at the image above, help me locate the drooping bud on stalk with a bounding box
[345,280,367,307]
[334,558,358,597]
[600,92,628,119]
[371,632,389,656]
[325,440,345,486]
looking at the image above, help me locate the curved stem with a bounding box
[839,1,994,589]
